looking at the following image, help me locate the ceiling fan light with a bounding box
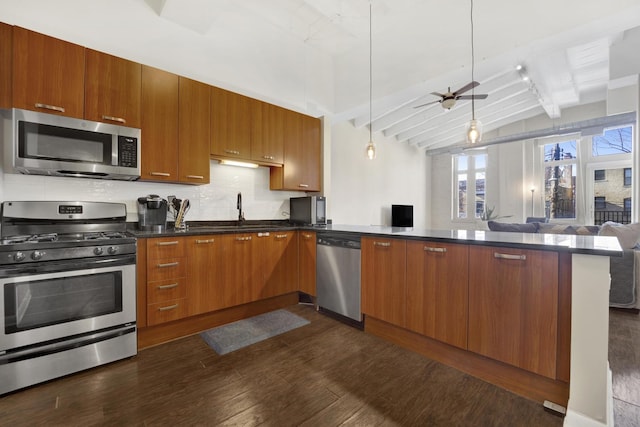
[366,140,377,160]
[441,98,456,110]
[466,119,482,144]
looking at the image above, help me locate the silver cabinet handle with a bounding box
[35,103,65,113]
[224,149,240,155]
[157,241,179,246]
[235,236,252,241]
[302,233,312,239]
[262,155,275,160]
[157,283,179,290]
[158,303,178,312]
[150,172,171,177]
[494,252,526,261]
[424,247,447,253]
[186,175,204,180]
[101,115,126,124]
[373,242,391,247]
[157,261,179,268]
[298,184,309,188]
[275,234,288,239]
[195,239,215,244]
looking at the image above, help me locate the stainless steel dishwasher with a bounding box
[316,233,362,322]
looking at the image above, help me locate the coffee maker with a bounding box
[137,195,168,232]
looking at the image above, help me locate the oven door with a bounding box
[0,258,135,352]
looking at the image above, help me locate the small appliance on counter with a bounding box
[290,196,326,225]
[137,195,168,231]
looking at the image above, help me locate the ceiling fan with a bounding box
[414,81,488,110]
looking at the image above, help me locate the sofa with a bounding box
[487,220,640,310]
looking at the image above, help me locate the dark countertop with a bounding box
[129,221,623,257]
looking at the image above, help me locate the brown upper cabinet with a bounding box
[270,110,321,192]
[178,77,210,184]
[251,101,284,165]
[210,86,252,160]
[12,26,85,119]
[141,65,179,182]
[0,23,12,109]
[84,49,142,128]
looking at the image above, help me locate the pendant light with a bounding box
[365,2,376,160]
[465,0,482,144]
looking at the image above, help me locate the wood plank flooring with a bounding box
[610,308,640,426]
[1,304,636,426]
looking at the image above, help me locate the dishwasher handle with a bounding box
[317,236,361,250]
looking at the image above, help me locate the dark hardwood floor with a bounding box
[0,304,637,426]
[610,308,640,426]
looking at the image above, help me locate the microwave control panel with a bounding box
[118,136,138,168]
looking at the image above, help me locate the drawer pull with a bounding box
[224,149,240,155]
[262,155,275,160]
[157,261,179,268]
[424,247,447,253]
[235,236,252,241]
[298,184,309,188]
[494,252,526,261]
[275,234,288,239]
[195,239,215,244]
[186,175,204,180]
[35,103,65,113]
[157,241,179,246]
[157,283,179,290]
[150,171,171,177]
[158,303,179,312]
[373,242,391,247]
[302,234,312,239]
[101,115,126,124]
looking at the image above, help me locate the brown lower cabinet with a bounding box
[253,231,298,299]
[406,241,469,349]
[467,245,559,379]
[298,231,317,296]
[145,237,187,326]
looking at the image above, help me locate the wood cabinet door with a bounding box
[361,237,407,327]
[12,27,85,118]
[256,231,298,299]
[84,49,141,128]
[210,86,252,159]
[251,101,284,164]
[300,114,321,191]
[141,65,179,181]
[468,245,559,379]
[298,231,316,296]
[185,236,222,315]
[406,241,469,349]
[0,23,12,109]
[218,233,255,307]
[178,77,210,184]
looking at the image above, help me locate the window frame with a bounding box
[452,151,487,222]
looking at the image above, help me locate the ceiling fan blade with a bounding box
[430,91,446,97]
[457,94,488,100]
[413,100,441,109]
[452,81,480,96]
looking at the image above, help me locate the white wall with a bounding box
[329,121,430,229]
[1,163,302,223]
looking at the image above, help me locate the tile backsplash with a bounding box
[2,162,303,223]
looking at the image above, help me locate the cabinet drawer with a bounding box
[147,278,186,304]
[147,238,185,259]
[147,257,186,282]
[147,298,188,326]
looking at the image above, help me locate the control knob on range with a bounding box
[31,250,45,261]
[107,246,118,255]
[94,247,104,256]
[13,251,25,262]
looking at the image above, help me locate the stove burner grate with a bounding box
[1,233,59,245]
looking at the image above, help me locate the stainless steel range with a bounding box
[0,201,137,395]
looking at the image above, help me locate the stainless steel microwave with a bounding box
[2,108,141,180]
[290,196,326,225]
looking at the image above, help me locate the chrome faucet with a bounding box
[237,192,245,224]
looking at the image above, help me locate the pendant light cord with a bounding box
[470,0,475,120]
[369,2,373,142]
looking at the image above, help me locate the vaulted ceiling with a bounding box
[3,0,640,151]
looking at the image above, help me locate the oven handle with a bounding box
[0,324,136,365]
[0,255,136,278]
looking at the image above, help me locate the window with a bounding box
[543,140,577,219]
[624,198,631,212]
[594,169,605,181]
[592,126,632,157]
[594,196,606,210]
[624,168,632,186]
[455,153,486,219]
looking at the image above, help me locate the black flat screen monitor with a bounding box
[392,204,413,227]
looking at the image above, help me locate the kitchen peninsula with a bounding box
[136,223,621,427]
